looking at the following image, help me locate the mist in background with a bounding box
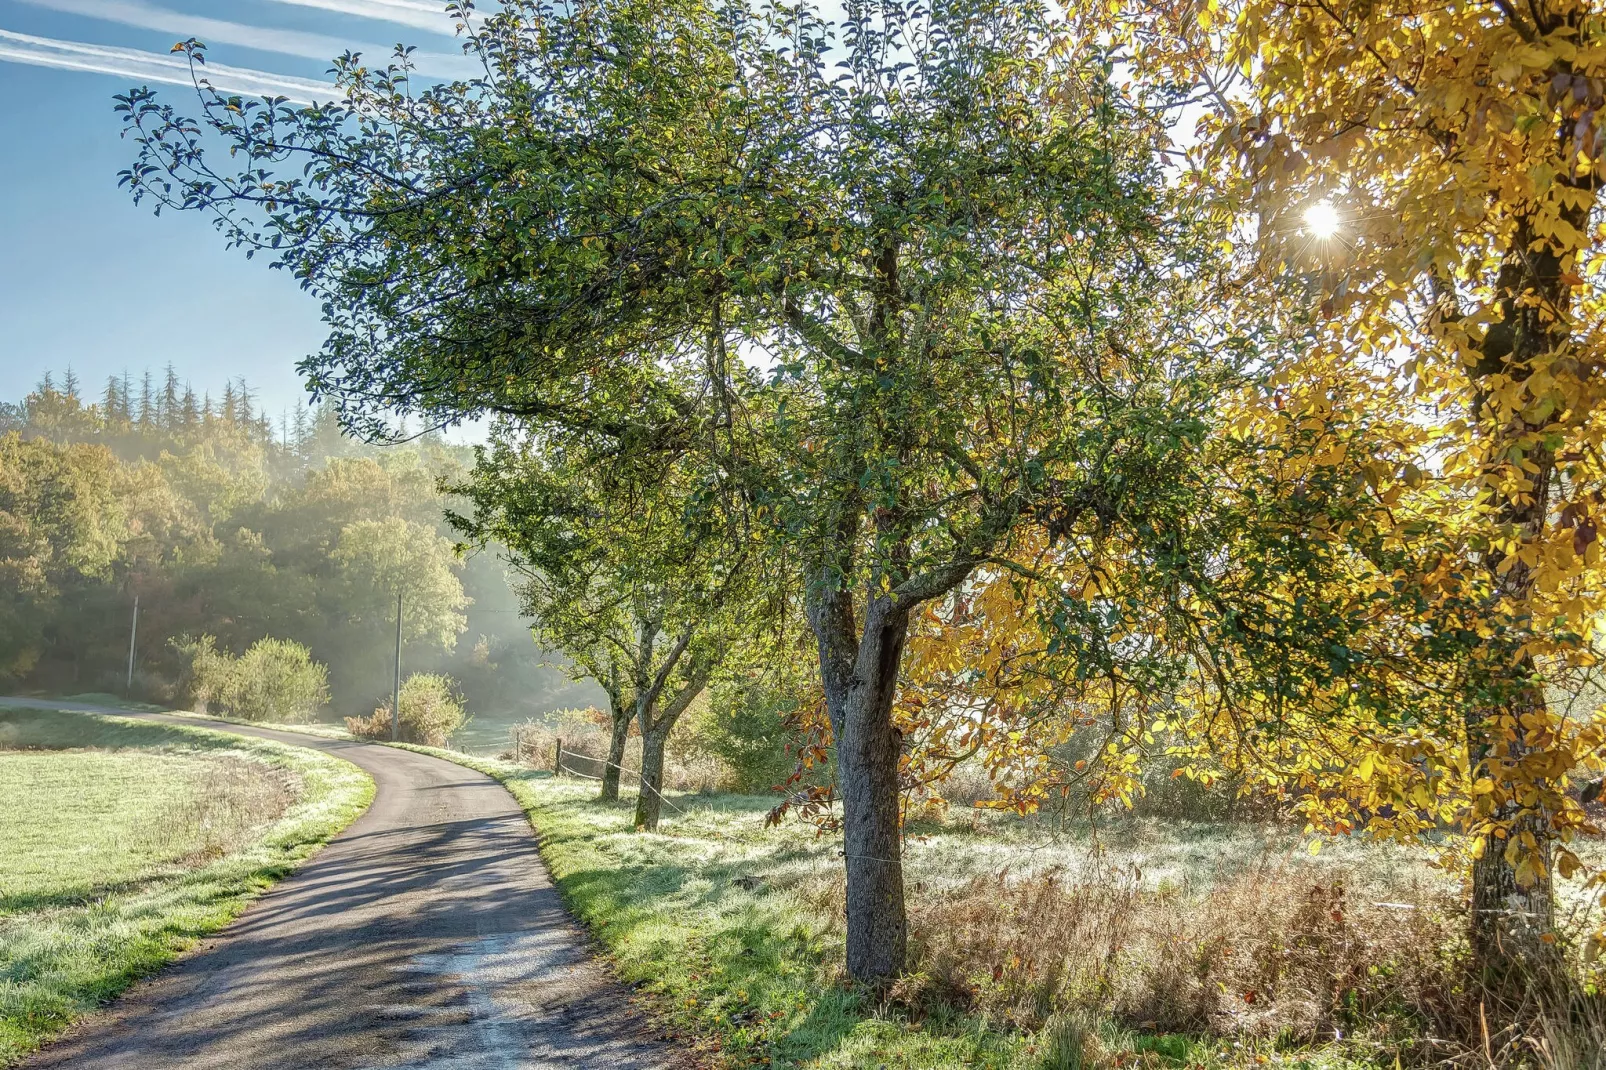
[0,369,605,750]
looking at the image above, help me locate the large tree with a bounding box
[329,517,469,651]
[1118,0,1606,976]
[119,0,1219,981]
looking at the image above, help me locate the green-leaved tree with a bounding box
[119,0,1218,981]
[453,417,755,830]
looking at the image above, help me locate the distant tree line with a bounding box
[0,371,591,721]
[5,366,299,455]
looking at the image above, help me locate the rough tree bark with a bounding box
[796,478,1016,984]
[634,723,671,831]
[625,618,711,832]
[632,676,708,831]
[808,586,913,984]
[1459,196,1580,977]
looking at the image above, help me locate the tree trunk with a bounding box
[634,726,669,831]
[837,672,908,983]
[1459,199,1578,980]
[628,650,709,832]
[811,589,911,984]
[1470,804,1557,977]
[1466,675,1561,979]
[600,699,631,803]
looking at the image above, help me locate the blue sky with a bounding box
[0,0,472,419]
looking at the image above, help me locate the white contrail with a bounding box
[262,0,477,35]
[0,28,337,102]
[16,0,477,77]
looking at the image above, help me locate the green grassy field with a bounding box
[1,750,295,911]
[0,707,373,1065]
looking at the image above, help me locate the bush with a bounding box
[703,678,796,793]
[171,635,329,722]
[347,672,465,746]
[169,634,232,713]
[224,639,330,722]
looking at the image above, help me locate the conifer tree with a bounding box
[291,405,310,459]
[138,371,155,427]
[101,377,123,424]
[161,364,180,430]
[236,379,254,426]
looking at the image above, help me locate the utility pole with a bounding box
[392,587,403,742]
[125,594,139,697]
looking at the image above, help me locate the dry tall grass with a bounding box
[902,861,1461,1043]
[793,846,1606,1066]
[161,756,298,865]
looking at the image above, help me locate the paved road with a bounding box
[3,699,685,1070]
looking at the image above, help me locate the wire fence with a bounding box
[555,746,687,814]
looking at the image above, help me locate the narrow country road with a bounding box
[4,699,686,1070]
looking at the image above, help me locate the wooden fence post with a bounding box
[554,738,563,777]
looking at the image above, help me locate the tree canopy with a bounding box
[119,0,1237,981]
[453,411,762,828]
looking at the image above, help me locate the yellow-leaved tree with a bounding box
[1110,0,1606,977]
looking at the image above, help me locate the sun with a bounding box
[1303,200,1341,239]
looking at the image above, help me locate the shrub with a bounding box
[344,708,390,741]
[171,635,329,722]
[703,678,796,793]
[221,639,329,722]
[169,634,232,713]
[347,672,465,746]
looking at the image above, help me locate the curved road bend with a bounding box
[3,700,684,1070]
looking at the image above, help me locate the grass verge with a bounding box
[0,706,373,1065]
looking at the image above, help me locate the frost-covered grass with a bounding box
[74,703,361,741]
[0,707,372,1065]
[1,750,293,910]
[172,709,358,740]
